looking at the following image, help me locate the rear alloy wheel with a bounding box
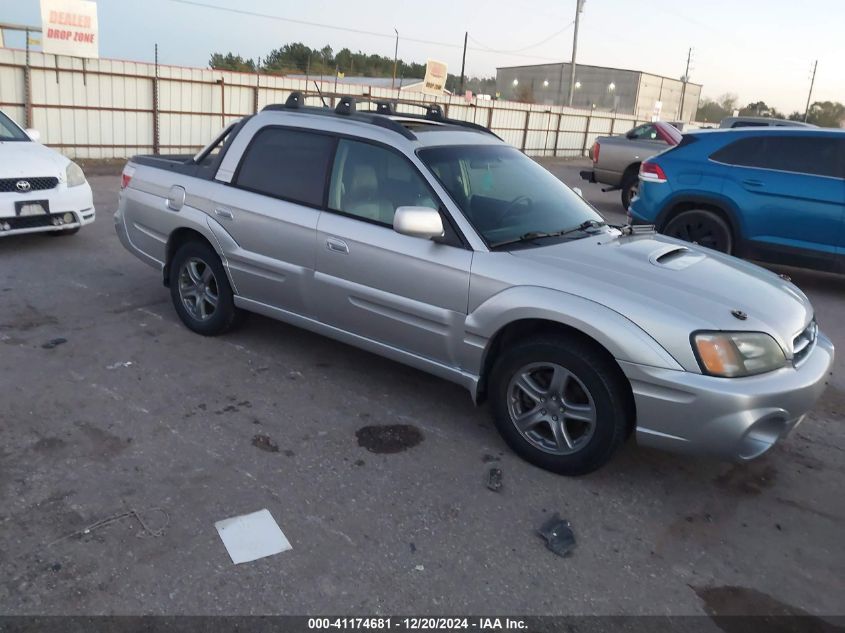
[489,335,632,476]
[620,173,639,210]
[169,240,243,336]
[663,209,733,254]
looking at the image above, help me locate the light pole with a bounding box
[567,0,586,107]
[804,60,818,123]
[391,28,399,89]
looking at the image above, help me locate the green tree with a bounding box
[789,101,845,127]
[738,101,785,119]
[209,43,495,95]
[695,97,729,123]
[208,52,256,72]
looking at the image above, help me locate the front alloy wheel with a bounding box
[507,362,597,455]
[489,335,632,475]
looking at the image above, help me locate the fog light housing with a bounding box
[63,212,74,224]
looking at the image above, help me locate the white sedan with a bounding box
[0,110,95,237]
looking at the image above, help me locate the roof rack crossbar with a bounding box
[260,92,498,140]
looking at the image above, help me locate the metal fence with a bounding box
[0,48,649,160]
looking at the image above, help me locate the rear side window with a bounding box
[627,124,659,140]
[235,128,335,206]
[710,136,845,178]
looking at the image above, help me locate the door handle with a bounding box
[214,207,234,220]
[742,179,764,187]
[326,237,349,254]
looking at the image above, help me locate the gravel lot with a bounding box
[1,159,843,620]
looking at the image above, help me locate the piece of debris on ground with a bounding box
[486,467,503,492]
[42,337,67,349]
[537,512,576,558]
[252,434,279,453]
[215,508,292,565]
[106,360,133,370]
[48,507,169,546]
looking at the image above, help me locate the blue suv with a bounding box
[630,128,845,273]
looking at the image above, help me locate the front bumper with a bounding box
[621,331,835,461]
[0,181,95,237]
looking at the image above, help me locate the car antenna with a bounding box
[312,81,329,108]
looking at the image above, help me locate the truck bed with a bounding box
[131,154,210,179]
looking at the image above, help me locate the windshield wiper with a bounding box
[489,220,606,249]
[556,219,606,237]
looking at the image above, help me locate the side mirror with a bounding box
[25,128,41,142]
[572,187,583,198]
[393,206,445,240]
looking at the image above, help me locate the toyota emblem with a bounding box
[15,180,31,192]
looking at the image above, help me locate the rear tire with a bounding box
[489,334,632,476]
[663,209,733,254]
[168,240,243,336]
[620,171,639,210]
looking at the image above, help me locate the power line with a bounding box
[467,22,574,54]
[165,0,562,61]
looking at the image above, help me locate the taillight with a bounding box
[121,165,136,190]
[592,141,600,163]
[639,161,667,182]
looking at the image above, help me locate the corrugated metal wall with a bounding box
[0,48,647,160]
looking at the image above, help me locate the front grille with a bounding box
[1,213,70,231]
[792,320,818,366]
[0,177,59,193]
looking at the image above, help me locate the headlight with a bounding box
[693,331,786,377]
[66,161,86,187]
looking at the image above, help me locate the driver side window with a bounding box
[328,139,437,225]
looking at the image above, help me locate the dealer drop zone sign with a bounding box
[40,0,99,59]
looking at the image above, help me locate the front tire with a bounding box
[663,209,733,254]
[168,240,243,336]
[489,335,632,476]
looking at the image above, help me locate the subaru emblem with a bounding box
[15,180,31,192]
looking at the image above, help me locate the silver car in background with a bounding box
[115,95,834,475]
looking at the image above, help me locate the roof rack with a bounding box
[261,92,499,140]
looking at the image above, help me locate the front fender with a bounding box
[462,286,683,377]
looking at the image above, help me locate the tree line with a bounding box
[696,93,844,127]
[208,44,496,95]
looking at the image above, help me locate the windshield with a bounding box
[419,144,604,247]
[0,111,30,142]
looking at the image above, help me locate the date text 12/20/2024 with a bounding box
[307,618,528,630]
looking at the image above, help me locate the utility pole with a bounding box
[459,31,468,93]
[804,60,817,123]
[567,0,585,107]
[391,28,399,89]
[679,47,692,121]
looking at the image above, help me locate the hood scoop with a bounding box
[648,245,706,270]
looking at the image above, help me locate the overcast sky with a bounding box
[3,0,843,113]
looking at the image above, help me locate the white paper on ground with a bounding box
[215,508,292,564]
